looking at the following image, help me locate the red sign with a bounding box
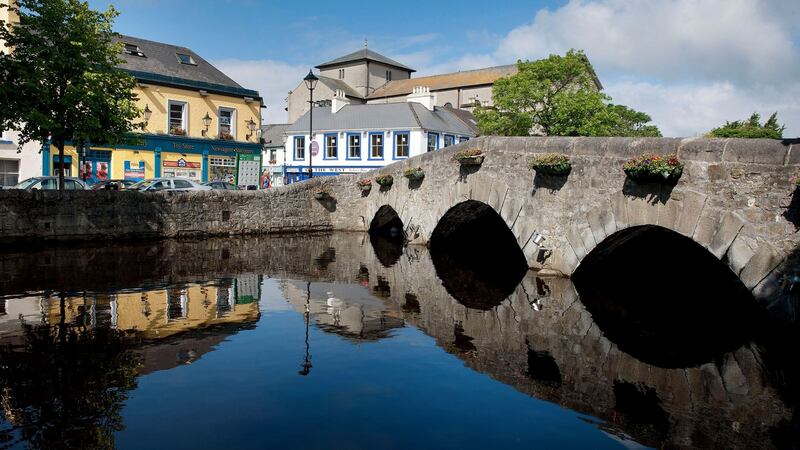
[163,159,200,169]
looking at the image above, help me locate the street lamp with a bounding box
[142,104,152,129]
[202,112,212,137]
[304,70,319,179]
[246,118,258,141]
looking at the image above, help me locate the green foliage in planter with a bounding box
[529,153,572,176]
[375,174,394,187]
[357,178,372,189]
[403,167,425,180]
[453,148,485,165]
[623,153,684,184]
[313,185,332,199]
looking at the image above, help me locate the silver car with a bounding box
[12,177,88,190]
[128,177,212,192]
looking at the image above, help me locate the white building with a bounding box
[283,87,476,183]
[0,130,43,187]
[261,123,289,188]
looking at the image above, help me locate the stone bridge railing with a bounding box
[1,136,799,304]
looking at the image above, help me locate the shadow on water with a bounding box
[573,225,767,369]
[428,200,529,310]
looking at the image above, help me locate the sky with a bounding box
[88,0,800,137]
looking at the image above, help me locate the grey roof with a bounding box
[316,49,415,72]
[115,35,245,90]
[261,124,289,148]
[287,103,475,136]
[318,76,365,99]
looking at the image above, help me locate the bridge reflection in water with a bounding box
[0,233,796,449]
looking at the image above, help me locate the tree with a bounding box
[475,50,661,137]
[707,112,785,139]
[0,0,141,190]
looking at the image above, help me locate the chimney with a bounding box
[332,89,350,114]
[407,86,435,111]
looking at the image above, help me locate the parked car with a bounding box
[12,177,88,190]
[91,179,136,191]
[205,181,239,190]
[128,177,212,192]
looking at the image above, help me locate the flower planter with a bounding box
[403,168,425,181]
[359,184,372,193]
[314,192,330,200]
[531,162,572,177]
[375,175,394,187]
[623,153,684,185]
[457,155,485,166]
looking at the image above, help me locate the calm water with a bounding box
[0,233,797,449]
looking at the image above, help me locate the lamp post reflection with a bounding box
[299,281,312,376]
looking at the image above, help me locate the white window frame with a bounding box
[218,107,236,139]
[168,100,188,135]
[370,133,383,159]
[294,136,306,160]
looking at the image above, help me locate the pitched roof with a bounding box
[114,35,260,99]
[261,124,290,148]
[368,65,518,99]
[286,103,475,136]
[318,76,364,99]
[316,48,415,72]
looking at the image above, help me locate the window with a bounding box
[370,133,383,159]
[395,132,409,158]
[168,101,186,134]
[219,107,235,138]
[269,149,277,163]
[386,70,392,81]
[325,134,338,159]
[39,178,58,190]
[347,134,361,159]
[427,133,439,153]
[151,180,171,191]
[174,180,193,189]
[460,136,470,142]
[339,69,345,79]
[0,159,19,186]
[64,179,78,190]
[444,134,456,147]
[123,43,145,57]
[176,53,196,65]
[294,136,305,160]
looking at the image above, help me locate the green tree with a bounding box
[0,0,141,190]
[475,50,661,137]
[707,112,785,139]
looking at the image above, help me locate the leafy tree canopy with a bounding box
[475,50,661,137]
[0,0,141,188]
[707,112,785,139]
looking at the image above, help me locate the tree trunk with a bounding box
[57,141,64,191]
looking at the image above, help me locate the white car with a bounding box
[128,177,212,192]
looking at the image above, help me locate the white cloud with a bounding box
[214,59,308,124]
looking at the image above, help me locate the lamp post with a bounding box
[202,112,212,137]
[142,104,152,129]
[246,118,258,141]
[303,70,319,180]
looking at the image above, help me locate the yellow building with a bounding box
[43,35,264,187]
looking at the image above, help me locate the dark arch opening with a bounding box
[369,205,405,267]
[573,225,767,369]
[430,200,529,310]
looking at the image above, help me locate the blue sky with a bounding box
[88,0,800,136]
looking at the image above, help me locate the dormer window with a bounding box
[338,69,345,79]
[176,53,196,65]
[123,43,145,57]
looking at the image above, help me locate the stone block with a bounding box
[740,242,783,290]
[609,191,629,230]
[487,183,508,213]
[656,194,682,231]
[677,138,725,163]
[570,137,607,157]
[500,195,525,230]
[565,225,589,260]
[708,211,746,259]
[626,196,659,227]
[727,234,757,275]
[513,213,537,249]
[586,207,608,244]
[692,207,722,250]
[673,190,708,237]
[723,139,789,165]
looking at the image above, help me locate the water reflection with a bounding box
[0,234,796,449]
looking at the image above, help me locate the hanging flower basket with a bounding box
[170,127,186,136]
[357,179,372,193]
[219,132,234,141]
[453,149,485,166]
[375,174,394,187]
[313,186,332,200]
[623,153,684,185]
[403,167,425,181]
[529,153,572,176]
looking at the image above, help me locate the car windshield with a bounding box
[129,179,157,190]
[14,178,41,189]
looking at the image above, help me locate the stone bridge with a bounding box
[310,136,800,303]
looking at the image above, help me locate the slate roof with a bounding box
[316,49,415,72]
[261,124,290,148]
[114,35,260,99]
[368,65,519,99]
[287,103,476,136]
[318,76,365,99]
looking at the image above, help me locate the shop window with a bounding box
[294,136,305,160]
[348,134,361,159]
[325,134,338,159]
[0,159,19,186]
[219,107,235,139]
[209,156,236,184]
[394,132,409,158]
[444,134,455,147]
[370,133,383,159]
[427,133,439,152]
[168,101,187,135]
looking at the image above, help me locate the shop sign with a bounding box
[124,161,145,181]
[164,158,200,169]
[286,166,373,174]
[173,143,195,151]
